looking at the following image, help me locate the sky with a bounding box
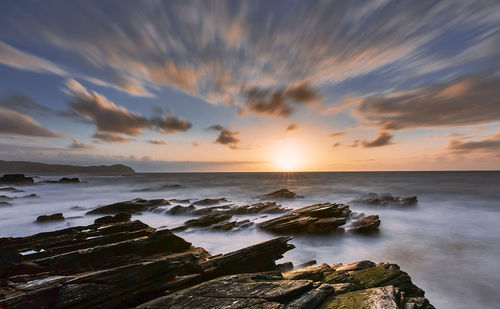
[0,0,499,172]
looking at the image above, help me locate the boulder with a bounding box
[353,193,418,207]
[58,177,80,183]
[0,174,34,185]
[169,205,195,215]
[0,195,14,201]
[351,215,380,233]
[86,198,170,214]
[36,213,64,223]
[0,201,13,207]
[94,213,132,225]
[259,203,351,234]
[261,188,297,199]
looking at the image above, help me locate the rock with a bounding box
[335,261,376,272]
[184,213,233,227]
[94,213,132,225]
[0,201,13,207]
[86,198,170,214]
[137,273,314,309]
[192,197,228,206]
[0,187,24,192]
[351,215,380,233]
[353,193,418,207]
[296,260,317,268]
[168,204,195,215]
[318,285,401,309]
[261,188,297,199]
[170,199,190,203]
[277,262,294,273]
[212,219,254,231]
[58,177,80,183]
[0,174,34,185]
[36,213,64,223]
[285,283,334,309]
[191,202,288,217]
[21,193,39,198]
[259,203,351,234]
[0,195,14,201]
[133,184,182,192]
[283,264,333,281]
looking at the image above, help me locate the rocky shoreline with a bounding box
[0,218,433,308]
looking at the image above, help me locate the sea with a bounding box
[1,171,499,309]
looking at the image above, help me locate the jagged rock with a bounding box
[192,202,287,217]
[261,188,297,199]
[184,214,233,227]
[169,205,195,215]
[0,174,34,185]
[259,203,351,234]
[335,261,376,272]
[36,213,64,223]
[283,264,333,281]
[94,213,132,225]
[353,193,418,207]
[351,215,380,233]
[0,187,24,192]
[170,199,190,203]
[137,272,314,309]
[192,197,228,206]
[86,198,170,214]
[212,219,254,231]
[58,177,80,183]
[285,283,334,309]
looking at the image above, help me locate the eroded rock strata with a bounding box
[0,219,433,309]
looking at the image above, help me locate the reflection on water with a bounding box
[0,171,499,309]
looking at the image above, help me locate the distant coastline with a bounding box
[0,160,135,175]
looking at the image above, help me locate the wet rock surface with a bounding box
[0,219,432,309]
[35,213,65,223]
[353,193,418,206]
[86,198,170,214]
[0,174,34,185]
[259,203,353,234]
[261,188,299,199]
[351,215,380,233]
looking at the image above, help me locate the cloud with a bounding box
[0,93,53,115]
[0,107,61,138]
[147,140,167,145]
[348,140,360,148]
[65,79,191,139]
[329,131,345,137]
[332,142,341,147]
[239,82,321,117]
[286,123,299,131]
[356,75,500,131]
[0,41,66,75]
[215,127,240,149]
[68,138,94,150]
[192,141,200,147]
[362,131,394,148]
[207,124,224,131]
[93,132,132,143]
[447,133,500,157]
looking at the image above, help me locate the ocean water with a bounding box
[1,171,499,309]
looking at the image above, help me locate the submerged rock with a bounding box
[0,201,13,207]
[0,195,14,201]
[58,177,80,183]
[192,197,228,206]
[184,213,233,227]
[259,203,352,234]
[86,198,170,214]
[261,188,298,199]
[0,174,34,185]
[169,204,195,215]
[353,193,418,206]
[351,215,380,233]
[36,213,64,223]
[0,187,24,193]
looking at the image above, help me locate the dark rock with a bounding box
[192,197,228,206]
[133,184,182,192]
[170,199,190,203]
[259,203,351,234]
[86,198,170,214]
[20,194,38,198]
[0,201,13,207]
[58,177,80,183]
[261,188,297,199]
[0,187,24,192]
[36,213,64,223]
[353,193,418,207]
[169,205,195,215]
[70,206,86,210]
[277,262,294,272]
[0,195,14,201]
[184,213,233,227]
[351,215,380,233]
[0,174,34,185]
[94,213,132,225]
[212,219,254,231]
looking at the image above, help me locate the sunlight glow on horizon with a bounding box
[272,140,304,172]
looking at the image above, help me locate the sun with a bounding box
[273,141,303,172]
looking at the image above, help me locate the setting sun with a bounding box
[273,141,303,171]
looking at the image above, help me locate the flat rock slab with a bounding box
[318,286,400,309]
[86,198,170,214]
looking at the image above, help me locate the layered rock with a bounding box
[260,188,298,199]
[353,193,418,206]
[259,203,352,234]
[86,198,170,214]
[351,215,380,233]
[35,213,65,223]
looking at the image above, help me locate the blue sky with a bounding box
[0,0,499,171]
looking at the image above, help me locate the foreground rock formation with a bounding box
[0,220,433,308]
[353,193,418,206]
[0,174,34,185]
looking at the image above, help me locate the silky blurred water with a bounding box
[1,171,499,309]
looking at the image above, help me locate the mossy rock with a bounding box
[351,265,424,297]
[317,286,399,309]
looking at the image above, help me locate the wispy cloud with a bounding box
[147,140,167,145]
[0,41,66,75]
[447,133,500,157]
[286,123,299,132]
[362,131,394,148]
[68,138,94,150]
[0,107,60,138]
